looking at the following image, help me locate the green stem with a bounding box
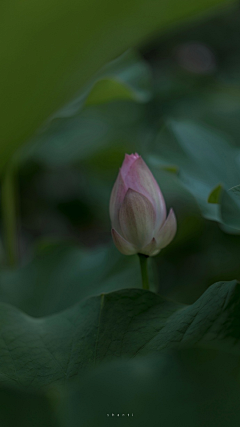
[1,165,18,266]
[138,253,149,290]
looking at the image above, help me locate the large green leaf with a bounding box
[62,349,240,427]
[20,103,144,167]
[208,184,240,230]
[0,242,141,316]
[0,0,234,171]
[220,185,240,230]
[151,119,240,229]
[0,279,240,390]
[54,50,152,117]
[19,51,151,168]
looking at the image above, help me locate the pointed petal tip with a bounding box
[121,153,140,178]
[123,187,154,204]
[155,208,177,250]
[124,152,140,160]
[141,237,159,256]
[111,228,137,256]
[169,208,177,226]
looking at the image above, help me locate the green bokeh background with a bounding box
[8,3,240,305]
[1,1,240,426]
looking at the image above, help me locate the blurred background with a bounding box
[1,3,240,427]
[1,3,240,316]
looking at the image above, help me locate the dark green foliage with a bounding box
[0,1,240,426]
[0,280,239,390]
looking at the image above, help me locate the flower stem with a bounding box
[138,253,149,290]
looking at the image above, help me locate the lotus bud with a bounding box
[110,153,177,256]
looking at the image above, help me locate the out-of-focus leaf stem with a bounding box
[1,163,18,266]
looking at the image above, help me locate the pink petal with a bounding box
[109,170,127,232]
[124,156,166,230]
[141,238,160,256]
[119,188,156,250]
[111,228,137,255]
[155,208,177,250]
[120,153,140,179]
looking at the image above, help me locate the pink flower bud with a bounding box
[110,153,177,256]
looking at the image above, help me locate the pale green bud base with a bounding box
[138,253,149,290]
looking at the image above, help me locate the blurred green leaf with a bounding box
[0,280,240,389]
[220,186,240,229]
[207,183,240,231]
[151,120,240,224]
[0,0,235,171]
[208,184,223,203]
[230,184,240,196]
[20,101,145,168]
[62,349,240,427]
[86,78,137,104]
[52,51,152,118]
[18,52,152,168]
[0,242,141,317]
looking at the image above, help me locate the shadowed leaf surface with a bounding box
[61,349,240,427]
[0,280,240,390]
[0,242,141,317]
